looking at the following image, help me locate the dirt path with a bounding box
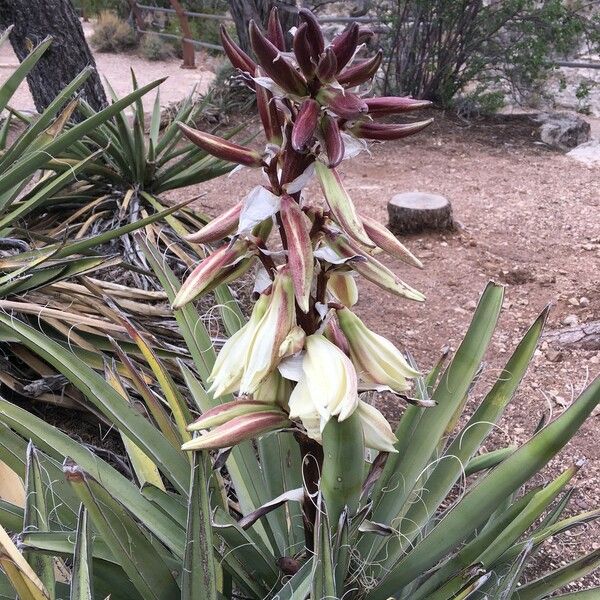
[175,113,600,589]
[0,21,215,112]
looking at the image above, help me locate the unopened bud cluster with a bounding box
[174,9,432,455]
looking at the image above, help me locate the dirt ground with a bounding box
[0,21,216,112]
[173,112,600,590]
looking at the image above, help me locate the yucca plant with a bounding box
[56,75,237,195]
[0,28,245,401]
[0,8,598,600]
[0,28,172,296]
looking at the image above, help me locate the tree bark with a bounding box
[227,0,298,52]
[0,0,107,115]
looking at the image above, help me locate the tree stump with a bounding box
[388,192,454,234]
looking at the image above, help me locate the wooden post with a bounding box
[169,0,196,69]
[127,0,145,33]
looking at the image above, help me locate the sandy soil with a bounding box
[0,21,215,112]
[171,112,600,590]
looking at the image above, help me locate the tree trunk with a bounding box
[0,0,107,116]
[227,0,298,52]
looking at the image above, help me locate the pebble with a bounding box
[463,300,477,311]
[568,297,580,306]
[546,350,563,363]
[579,296,590,307]
[563,314,579,326]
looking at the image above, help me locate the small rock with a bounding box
[579,296,590,307]
[567,139,600,166]
[514,427,525,435]
[538,112,591,151]
[589,354,600,365]
[463,300,477,311]
[563,314,579,326]
[553,395,569,408]
[568,297,580,307]
[546,350,563,363]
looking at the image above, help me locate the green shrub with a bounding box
[90,11,136,53]
[139,33,174,61]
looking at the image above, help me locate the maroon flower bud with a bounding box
[293,23,316,79]
[317,88,368,119]
[326,230,424,301]
[330,23,359,72]
[280,142,312,186]
[280,194,314,312]
[298,8,324,56]
[249,21,308,97]
[360,214,423,268]
[267,6,285,51]
[256,67,283,145]
[324,313,351,355]
[173,239,255,308]
[181,411,290,451]
[365,96,433,116]
[316,47,338,83]
[337,50,383,88]
[220,25,256,75]
[320,113,344,168]
[185,201,243,244]
[316,162,374,248]
[187,398,280,431]
[350,119,434,141]
[178,123,264,167]
[292,98,320,151]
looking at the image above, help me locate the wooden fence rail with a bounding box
[129,2,600,73]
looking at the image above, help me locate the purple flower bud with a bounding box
[187,398,281,431]
[178,122,264,167]
[316,162,374,248]
[330,23,359,72]
[292,98,320,151]
[325,229,424,301]
[256,67,283,144]
[360,214,423,268]
[172,239,255,308]
[365,96,432,116]
[181,411,291,451]
[316,47,338,83]
[220,25,256,75]
[267,6,285,51]
[249,21,308,97]
[185,201,243,244]
[320,113,345,168]
[337,50,383,88]
[351,119,434,141]
[280,194,314,313]
[281,142,313,186]
[293,23,316,79]
[298,8,324,56]
[317,88,368,119]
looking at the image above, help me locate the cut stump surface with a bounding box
[388,192,454,234]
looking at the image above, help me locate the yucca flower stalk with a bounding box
[173,7,432,531]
